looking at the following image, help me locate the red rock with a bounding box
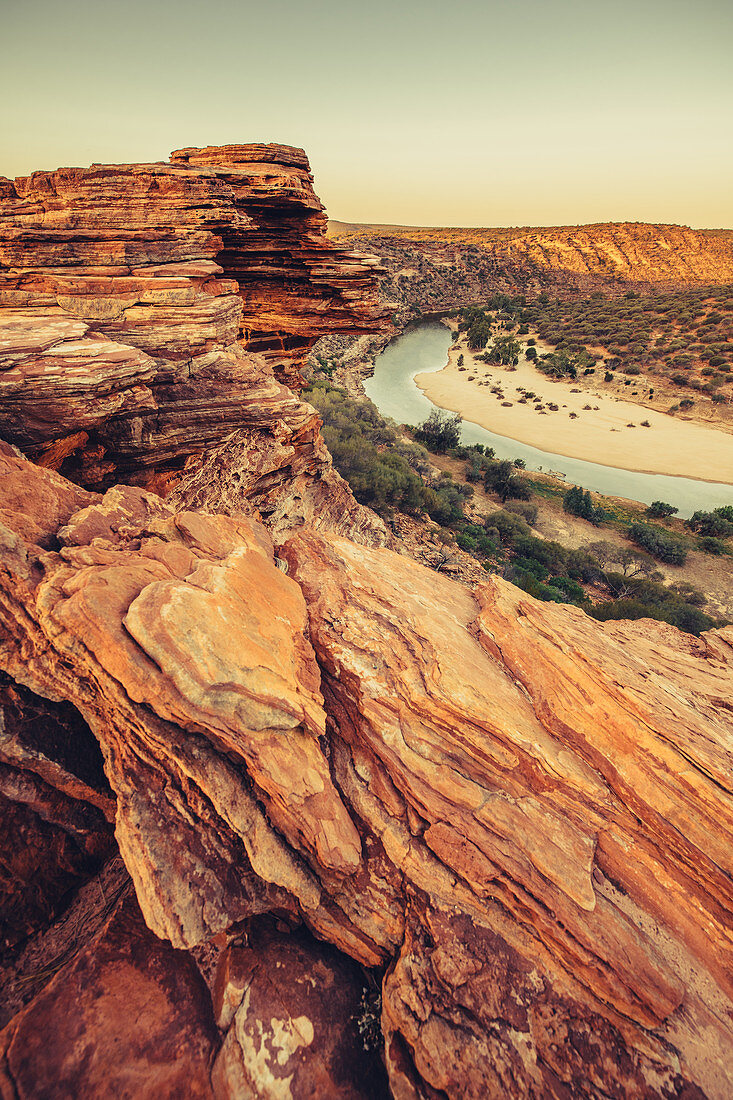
[0,893,218,1098]
[0,447,366,955]
[2,145,732,1097]
[281,530,733,1099]
[211,918,389,1099]
[0,147,389,543]
[0,450,731,1094]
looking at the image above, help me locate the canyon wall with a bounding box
[0,145,388,542]
[1,148,732,1099]
[328,222,733,326]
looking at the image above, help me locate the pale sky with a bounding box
[2,0,732,227]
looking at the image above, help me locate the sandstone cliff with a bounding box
[328,223,733,329]
[0,145,388,543]
[1,440,731,1097]
[1,149,732,1100]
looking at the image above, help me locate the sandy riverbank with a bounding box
[415,337,733,485]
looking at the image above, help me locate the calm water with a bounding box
[364,323,733,519]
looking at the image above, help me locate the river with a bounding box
[364,323,733,519]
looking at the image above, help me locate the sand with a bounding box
[415,337,733,485]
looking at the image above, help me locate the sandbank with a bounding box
[415,340,733,485]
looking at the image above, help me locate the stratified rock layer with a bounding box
[0,146,388,542]
[283,531,733,1098]
[1,450,731,1098]
[332,220,733,293]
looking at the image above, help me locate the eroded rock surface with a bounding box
[0,443,365,954]
[0,146,388,547]
[1,145,732,1099]
[211,918,388,1099]
[1,452,731,1097]
[281,531,733,1099]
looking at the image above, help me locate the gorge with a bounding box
[0,145,732,1100]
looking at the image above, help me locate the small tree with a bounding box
[485,460,532,503]
[646,501,678,519]
[487,335,522,365]
[564,485,605,525]
[415,409,463,453]
[686,509,733,538]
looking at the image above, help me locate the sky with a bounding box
[2,0,732,228]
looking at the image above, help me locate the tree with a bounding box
[628,522,688,565]
[646,501,678,519]
[484,460,532,503]
[487,335,522,366]
[685,509,733,538]
[564,485,605,525]
[415,409,463,453]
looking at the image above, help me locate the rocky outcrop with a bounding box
[0,146,388,543]
[170,145,387,383]
[493,222,733,285]
[211,918,388,1099]
[0,891,219,1099]
[284,531,733,1098]
[2,141,732,1099]
[1,445,731,1097]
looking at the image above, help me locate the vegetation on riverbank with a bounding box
[305,372,727,635]
[454,288,733,421]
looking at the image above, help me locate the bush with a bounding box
[415,409,463,453]
[504,501,538,525]
[486,510,531,546]
[646,501,678,519]
[698,537,728,556]
[484,460,533,502]
[563,485,605,525]
[547,575,586,602]
[628,522,688,565]
[686,508,733,538]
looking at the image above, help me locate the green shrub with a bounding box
[646,501,678,519]
[628,523,688,565]
[414,409,463,453]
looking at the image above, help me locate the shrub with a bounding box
[628,522,687,565]
[504,501,539,526]
[646,501,678,519]
[698,537,728,555]
[563,485,605,525]
[686,509,733,538]
[484,460,533,502]
[415,409,463,452]
[547,575,586,602]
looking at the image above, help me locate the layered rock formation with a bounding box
[331,221,733,295]
[0,439,731,1097]
[2,146,732,1099]
[491,222,733,285]
[0,146,388,542]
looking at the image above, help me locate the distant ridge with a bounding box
[328,220,733,285]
